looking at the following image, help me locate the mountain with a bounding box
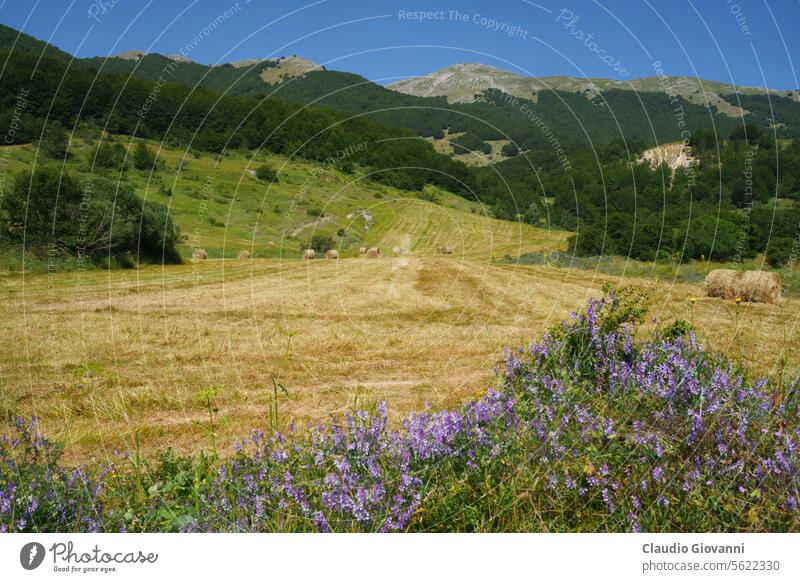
[1,23,799,160]
[387,62,798,118]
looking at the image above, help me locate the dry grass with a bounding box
[705,268,781,304]
[2,254,799,464]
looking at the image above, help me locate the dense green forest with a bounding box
[475,125,800,266]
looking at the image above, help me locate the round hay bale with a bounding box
[704,269,781,304]
[705,269,732,299]
[739,270,781,303]
[266,241,276,249]
[303,248,316,260]
[237,250,250,259]
[437,245,453,255]
[392,246,403,256]
[325,249,339,259]
[366,247,379,259]
[359,246,367,254]
[192,248,208,261]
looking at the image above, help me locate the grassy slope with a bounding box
[0,139,558,261]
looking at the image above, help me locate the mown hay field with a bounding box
[2,249,799,463]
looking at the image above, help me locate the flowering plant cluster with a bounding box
[0,417,103,532]
[1,292,798,532]
[501,294,799,531]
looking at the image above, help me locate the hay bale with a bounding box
[359,246,367,254]
[303,248,316,260]
[392,246,403,256]
[739,271,781,303]
[366,247,379,259]
[237,250,250,259]
[266,241,276,249]
[704,269,736,299]
[325,249,339,259]
[192,248,207,260]
[437,245,453,255]
[704,269,781,304]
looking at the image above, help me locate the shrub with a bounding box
[305,233,335,253]
[337,159,354,174]
[255,164,278,182]
[766,237,794,268]
[2,168,182,265]
[39,121,69,160]
[93,142,127,170]
[416,189,441,205]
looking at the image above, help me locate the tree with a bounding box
[729,122,763,142]
[680,213,741,261]
[569,223,606,256]
[94,142,127,170]
[39,121,69,159]
[501,142,521,157]
[3,167,82,244]
[450,133,491,155]
[133,141,156,170]
[765,236,794,268]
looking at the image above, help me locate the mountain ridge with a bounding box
[3,22,797,108]
[387,62,800,117]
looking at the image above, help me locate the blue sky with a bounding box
[1,0,798,89]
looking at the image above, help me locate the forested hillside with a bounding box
[0,51,476,197]
[2,23,800,268]
[476,125,800,265]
